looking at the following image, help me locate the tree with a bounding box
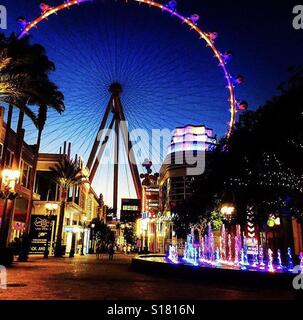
[24,80,64,232]
[222,67,303,222]
[91,218,115,245]
[49,158,85,257]
[174,68,303,240]
[123,226,136,246]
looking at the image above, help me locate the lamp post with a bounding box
[44,203,59,259]
[89,223,95,254]
[220,203,236,232]
[0,169,20,264]
[81,216,87,256]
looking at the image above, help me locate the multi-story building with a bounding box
[0,106,39,240]
[120,198,141,223]
[159,124,217,212]
[136,125,217,254]
[136,164,166,253]
[136,211,173,254]
[142,186,160,215]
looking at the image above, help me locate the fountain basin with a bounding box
[132,254,295,290]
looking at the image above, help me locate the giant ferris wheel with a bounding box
[14,0,246,211]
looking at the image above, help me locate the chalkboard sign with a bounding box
[30,215,57,254]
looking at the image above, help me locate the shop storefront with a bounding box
[64,225,90,255]
[136,212,173,253]
[29,214,57,255]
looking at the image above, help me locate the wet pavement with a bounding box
[0,254,296,300]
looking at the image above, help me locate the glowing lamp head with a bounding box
[237,100,248,111]
[45,203,59,211]
[17,16,28,28]
[168,0,177,10]
[267,217,275,228]
[2,169,21,191]
[40,3,51,12]
[274,217,281,226]
[220,204,235,217]
[267,214,280,228]
[190,14,200,24]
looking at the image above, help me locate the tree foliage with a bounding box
[173,67,303,236]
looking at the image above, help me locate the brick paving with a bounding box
[0,254,296,300]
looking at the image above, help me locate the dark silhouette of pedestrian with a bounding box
[96,241,102,260]
[108,243,114,260]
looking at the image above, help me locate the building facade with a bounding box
[0,106,39,240]
[31,152,101,255]
[160,124,217,212]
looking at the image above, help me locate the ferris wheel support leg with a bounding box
[113,116,120,216]
[89,116,115,183]
[119,100,142,200]
[87,99,113,170]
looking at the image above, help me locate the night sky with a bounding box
[2,0,303,207]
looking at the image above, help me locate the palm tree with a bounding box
[0,33,55,104]
[49,158,86,257]
[0,33,63,172]
[24,80,65,226]
[17,80,65,261]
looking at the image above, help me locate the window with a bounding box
[122,205,139,211]
[5,150,14,167]
[20,160,33,189]
[35,171,57,201]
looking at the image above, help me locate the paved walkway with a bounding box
[0,254,296,300]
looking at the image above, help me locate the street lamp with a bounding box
[81,216,88,256]
[1,169,21,191]
[0,169,20,264]
[220,203,236,233]
[220,204,236,221]
[44,203,59,259]
[267,214,281,228]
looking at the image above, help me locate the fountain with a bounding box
[215,247,221,264]
[183,232,199,266]
[277,249,283,270]
[163,224,298,276]
[259,246,265,270]
[244,247,249,266]
[228,234,232,263]
[267,248,275,272]
[201,238,205,261]
[240,249,246,270]
[252,250,259,268]
[220,225,227,261]
[209,224,215,263]
[234,236,240,267]
[168,245,179,264]
[287,247,294,271]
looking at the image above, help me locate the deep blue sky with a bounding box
[2,0,303,206]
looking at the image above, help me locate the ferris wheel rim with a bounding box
[18,0,238,138]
